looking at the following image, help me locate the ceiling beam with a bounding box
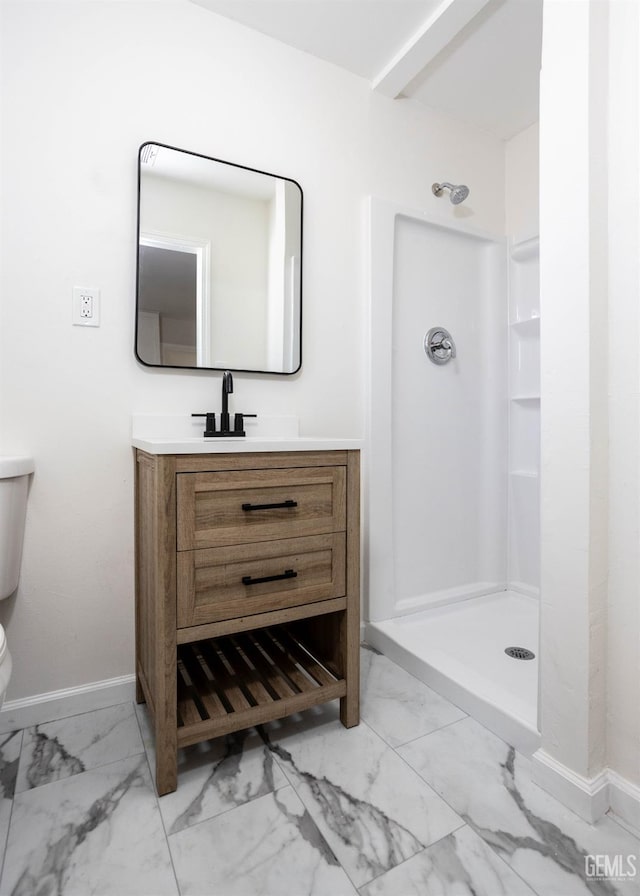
[372,0,493,97]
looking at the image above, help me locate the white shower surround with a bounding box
[366,198,540,755]
[368,198,509,619]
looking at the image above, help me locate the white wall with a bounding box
[536,0,640,811]
[0,0,505,701]
[606,0,640,797]
[505,122,539,239]
[538,0,608,784]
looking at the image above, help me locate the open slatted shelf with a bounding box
[177,626,346,747]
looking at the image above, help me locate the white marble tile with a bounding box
[135,703,289,832]
[360,644,466,747]
[399,717,640,896]
[169,785,357,896]
[360,824,537,896]
[16,702,144,792]
[133,701,155,760]
[157,727,289,834]
[0,729,22,863]
[261,715,463,888]
[133,700,160,785]
[1,753,178,895]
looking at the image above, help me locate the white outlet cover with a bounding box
[72,287,101,327]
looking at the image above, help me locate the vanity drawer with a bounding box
[177,466,346,550]
[177,533,346,627]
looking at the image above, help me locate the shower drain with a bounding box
[505,646,536,661]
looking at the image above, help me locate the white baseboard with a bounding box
[532,749,609,823]
[608,771,640,836]
[0,674,136,734]
[532,749,640,832]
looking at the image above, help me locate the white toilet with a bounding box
[0,456,34,707]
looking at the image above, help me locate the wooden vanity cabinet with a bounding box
[134,449,360,796]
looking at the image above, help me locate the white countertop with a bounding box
[131,415,362,454]
[132,436,363,454]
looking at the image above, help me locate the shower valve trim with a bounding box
[424,327,457,365]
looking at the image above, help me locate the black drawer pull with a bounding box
[241,499,298,512]
[242,569,298,586]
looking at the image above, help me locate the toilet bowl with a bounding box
[0,626,12,708]
[0,455,34,708]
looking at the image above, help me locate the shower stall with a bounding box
[366,199,540,755]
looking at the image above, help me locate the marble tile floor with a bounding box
[0,646,635,895]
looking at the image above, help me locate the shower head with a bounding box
[432,182,470,205]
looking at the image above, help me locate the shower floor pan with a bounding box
[365,590,540,756]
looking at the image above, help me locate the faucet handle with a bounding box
[191,412,216,436]
[233,413,257,434]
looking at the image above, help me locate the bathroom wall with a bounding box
[605,0,640,797]
[505,122,539,239]
[503,0,640,808]
[0,0,505,701]
[538,0,640,800]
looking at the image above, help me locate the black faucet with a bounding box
[192,370,256,437]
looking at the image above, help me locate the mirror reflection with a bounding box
[136,142,302,374]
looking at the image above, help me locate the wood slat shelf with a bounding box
[176,625,347,748]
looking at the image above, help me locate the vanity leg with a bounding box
[341,450,360,729]
[135,676,145,705]
[155,645,178,795]
[340,695,359,728]
[339,606,360,728]
[155,720,177,796]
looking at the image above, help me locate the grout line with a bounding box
[361,642,472,719]
[132,701,183,896]
[0,728,24,888]
[389,713,469,751]
[355,821,468,893]
[2,696,137,741]
[606,809,640,842]
[166,783,297,838]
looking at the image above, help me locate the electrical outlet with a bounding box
[80,294,93,318]
[72,287,100,327]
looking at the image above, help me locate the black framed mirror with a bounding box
[135,142,303,374]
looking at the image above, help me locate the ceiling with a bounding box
[189,0,542,140]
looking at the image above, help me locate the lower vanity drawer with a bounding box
[177,533,346,627]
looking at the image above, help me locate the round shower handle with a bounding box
[424,327,456,365]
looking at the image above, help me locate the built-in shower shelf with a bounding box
[510,470,539,479]
[510,316,540,334]
[510,235,540,262]
[511,394,540,402]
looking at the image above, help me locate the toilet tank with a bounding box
[0,456,34,600]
